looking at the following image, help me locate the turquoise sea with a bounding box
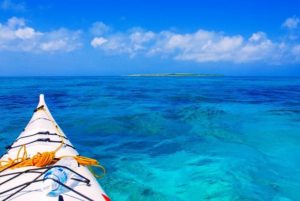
[0,76,300,201]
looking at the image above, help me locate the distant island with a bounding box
[126,73,224,77]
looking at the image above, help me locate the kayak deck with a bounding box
[0,95,109,201]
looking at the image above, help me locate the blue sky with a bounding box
[0,0,300,76]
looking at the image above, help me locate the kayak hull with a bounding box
[0,95,108,201]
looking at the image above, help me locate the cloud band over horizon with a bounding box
[1,16,300,65]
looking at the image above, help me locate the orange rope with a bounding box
[0,142,105,178]
[0,108,105,178]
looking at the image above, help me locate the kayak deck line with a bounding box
[6,138,76,151]
[0,94,109,201]
[28,117,52,125]
[16,131,69,141]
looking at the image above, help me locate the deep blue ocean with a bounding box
[0,76,300,201]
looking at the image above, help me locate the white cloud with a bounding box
[90,19,300,64]
[15,27,39,39]
[0,0,25,11]
[249,31,266,42]
[40,40,67,51]
[153,30,245,62]
[89,29,264,63]
[91,29,156,57]
[282,16,300,29]
[91,37,107,47]
[7,16,25,27]
[90,22,110,36]
[0,17,82,52]
[39,28,82,52]
[236,33,276,63]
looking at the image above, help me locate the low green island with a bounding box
[126,73,224,77]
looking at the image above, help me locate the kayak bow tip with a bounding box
[38,94,45,107]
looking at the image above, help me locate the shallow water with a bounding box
[0,76,300,201]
